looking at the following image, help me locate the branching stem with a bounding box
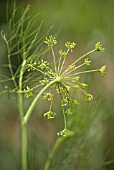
[62,49,95,76]
[24,77,61,124]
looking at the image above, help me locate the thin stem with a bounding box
[58,56,62,74]
[21,122,28,170]
[71,49,95,67]
[28,65,46,75]
[51,47,57,74]
[31,84,41,90]
[1,31,17,87]
[63,63,85,77]
[44,137,65,170]
[67,69,99,77]
[24,77,61,124]
[62,49,95,76]
[62,106,67,129]
[49,98,53,111]
[75,62,85,70]
[0,78,13,83]
[19,60,26,91]
[18,93,24,121]
[59,49,69,75]
[59,56,66,75]
[79,87,88,95]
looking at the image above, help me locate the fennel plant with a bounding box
[0,4,106,170]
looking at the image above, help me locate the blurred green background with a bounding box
[0,0,114,170]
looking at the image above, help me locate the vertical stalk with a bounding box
[18,93,24,121]
[51,47,57,74]
[59,49,69,75]
[21,122,28,170]
[18,92,28,170]
[18,59,28,170]
[62,106,67,129]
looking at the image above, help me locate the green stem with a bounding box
[18,59,27,170]
[19,60,26,90]
[24,77,61,124]
[51,47,57,74]
[58,56,62,74]
[62,106,67,129]
[71,49,95,65]
[29,65,45,75]
[18,59,26,121]
[1,31,17,87]
[59,56,66,75]
[21,122,28,170]
[18,93,24,121]
[63,63,85,77]
[67,69,99,77]
[62,49,95,76]
[59,49,69,75]
[18,93,27,170]
[44,137,65,170]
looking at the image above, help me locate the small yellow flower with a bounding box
[44,35,57,47]
[85,94,93,101]
[65,42,76,52]
[59,49,67,58]
[44,111,56,119]
[99,65,106,76]
[95,42,105,52]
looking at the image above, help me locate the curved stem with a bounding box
[24,77,61,124]
[71,49,95,65]
[44,137,65,170]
